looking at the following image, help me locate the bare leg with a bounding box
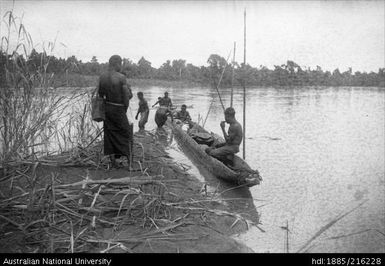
[206,146,235,166]
[110,154,117,168]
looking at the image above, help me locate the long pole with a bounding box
[230,41,236,108]
[286,220,290,253]
[203,49,232,127]
[215,49,233,112]
[242,8,246,160]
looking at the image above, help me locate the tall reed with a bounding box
[0,11,100,168]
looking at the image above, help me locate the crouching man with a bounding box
[205,107,242,165]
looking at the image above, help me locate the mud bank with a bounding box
[0,131,255,253]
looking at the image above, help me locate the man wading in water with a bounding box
[98,55,133,168]
[205,107,242,166]
[159,91,172,108]
[135,91,149,132]
[154,92,173,128]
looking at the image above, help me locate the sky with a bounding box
[1,0,384,72]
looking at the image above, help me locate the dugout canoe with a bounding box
[167,120,262,187]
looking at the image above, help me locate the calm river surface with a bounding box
[67,85,385,253]
[126,85,385,253]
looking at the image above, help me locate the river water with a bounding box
[66,85,385,253]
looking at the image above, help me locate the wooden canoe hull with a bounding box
[167,120,262,187]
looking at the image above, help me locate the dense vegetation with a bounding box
[1,49,384,88]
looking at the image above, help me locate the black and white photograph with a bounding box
[0,0,384,257]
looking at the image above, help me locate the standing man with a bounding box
[135,91,149,131]
[152,97,162,108]
[154,107,173,128]
[98,55,133,168]
[159,91,172,108]
[205,107,242,165]
[154,91,173,127]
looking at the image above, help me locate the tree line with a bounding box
[1,49,384,88]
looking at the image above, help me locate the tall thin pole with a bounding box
[242,8,246,160]
[215,48,233,111]
[203,49,232,127]
[286,220,290,253]
[230,41,236,108]
[244,9,247,66]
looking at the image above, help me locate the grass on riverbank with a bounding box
[0,132,257,253]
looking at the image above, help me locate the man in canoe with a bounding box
[135,91,149,131]
[205,107,242,165]
[175,104,191,123]
[98,55,133,168]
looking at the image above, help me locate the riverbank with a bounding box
[52,74,385,90]
[53,74,205,89]
[0,131,255,253]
